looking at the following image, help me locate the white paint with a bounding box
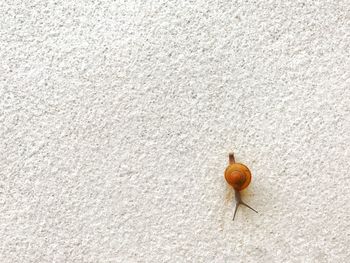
[1,1,349,262]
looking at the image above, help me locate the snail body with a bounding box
[225,152,257,220]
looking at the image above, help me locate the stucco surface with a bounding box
[1,1,350,262]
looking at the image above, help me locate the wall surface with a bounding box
[1,1,350,262]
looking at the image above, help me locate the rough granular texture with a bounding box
[0,1,349,262]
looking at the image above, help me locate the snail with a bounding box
[225,152,258,220]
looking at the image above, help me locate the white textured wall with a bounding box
[1,1,350,262]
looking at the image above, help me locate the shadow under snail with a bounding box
[224,152,258,220]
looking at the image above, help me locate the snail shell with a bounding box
[224,163,251,191]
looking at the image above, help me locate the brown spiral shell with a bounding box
[224,163,251,191]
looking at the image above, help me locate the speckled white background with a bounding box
[1,1,350,262]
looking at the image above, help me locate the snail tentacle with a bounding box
[240,201,258,214]
[233,202,239,221]
[232,189,258,220]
